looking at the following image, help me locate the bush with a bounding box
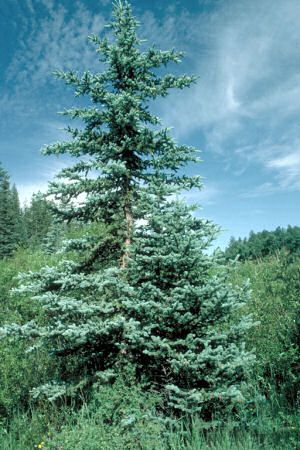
[230,253,300,405]
[0,248,61,417]
[46,368,166,450]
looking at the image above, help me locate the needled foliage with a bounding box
[0,164,23,258]
[0,167,53,259]
[0,248,299,449]
[23,193,54,248]
[0,248,61,417]
[230,253,300,406]
[1,0,254,421]
[0,167,53,258]
[225,226,300,261]
[122,199,254,417]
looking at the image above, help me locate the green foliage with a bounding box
[0,164,23,258]
[0,236,299,448]
[0,248,61,417]
[230,253,300,405]
[10,184,26,247]
[44,381,300,450]
[42,0,198,231]
[166,411,300,450]
[0,2,299,446]
[0,390,298,450]
[23,193,54,248]
[46,369,165,450]
[225,226,300,261]
[0,0,254,423]
[123,200,254,417]
[0,164,54,258]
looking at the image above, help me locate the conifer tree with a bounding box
[42,221,64,254]
[1,1,254,418]
[10,183,26,246]
[23,192,53,247]
[123,199,254,417]
[0,165,20,258]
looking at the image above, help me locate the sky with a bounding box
[0,0,299,249]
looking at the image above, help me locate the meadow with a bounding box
[0,240,299,449]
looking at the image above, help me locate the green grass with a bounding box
[0,248,299,450]
[0,377,298,450]
[0,409,299,450]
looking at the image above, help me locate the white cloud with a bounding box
[14,1,105,82]
[267,152,300,170]
[241,140,300,197]
[140,0,300,193]
[181,184,221,206]
[4,0,300,199]
[266,150,300,190]
[2,0,106,120]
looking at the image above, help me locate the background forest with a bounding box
[0,2,299,449]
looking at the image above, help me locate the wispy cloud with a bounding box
[3,0,300,202]
[139,0,300,194]
[0,0,107,180]
[244,145,300,197]
[6,1,105,88]
[182,184,221,206]
[1,0,106,126]
[267,151,300,189]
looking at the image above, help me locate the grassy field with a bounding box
[0,249,299,449]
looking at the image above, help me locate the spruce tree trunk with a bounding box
[121,187,133,269]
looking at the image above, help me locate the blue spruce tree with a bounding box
[123,197,254,417]
[1,1,254,418]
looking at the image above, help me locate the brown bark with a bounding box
[121,200,133,268]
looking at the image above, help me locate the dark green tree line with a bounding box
[225,226,300,261]
[0,164,55,258]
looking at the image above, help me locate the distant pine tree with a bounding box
[23,192,53,247]
[0,165,20,258]
[10,184,26,246]
[42,220,64,254]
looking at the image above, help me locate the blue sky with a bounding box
[1,0,299,248]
